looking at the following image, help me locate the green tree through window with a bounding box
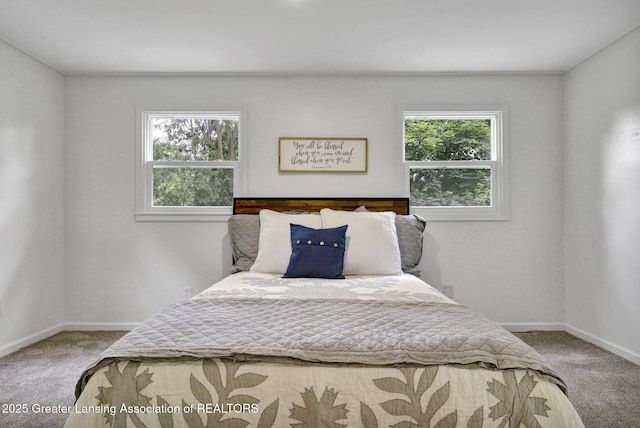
[404,116,494,207]
[150,116,239,207]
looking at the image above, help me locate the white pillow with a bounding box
[250,209,322,274]
[320,208,402,275]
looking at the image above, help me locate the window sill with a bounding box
[135,211,232,222]
[411,206,510,222]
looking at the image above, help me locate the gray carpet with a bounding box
[0,331,126,428]
[515,331,640,428]
[0,330,638,427]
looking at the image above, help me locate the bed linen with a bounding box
[65,273,584,428]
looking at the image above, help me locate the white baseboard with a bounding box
[0,323,65,358]
[500,322,566,332]
[564,323,640,366]
[0,322,137,358]
[500,322,640,365]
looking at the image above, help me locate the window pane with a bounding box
[153,118,239,161]
[153,168,233,207]
[409,168,491,206]
[404,119,491,161]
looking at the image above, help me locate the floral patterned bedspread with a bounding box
[64,273,585,428]
[196,272,456,303]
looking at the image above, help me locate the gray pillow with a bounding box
[395,214,427,276]
[228,214,260,273]
[227,211,426,276]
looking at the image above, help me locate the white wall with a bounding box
[2,23,637,363]
[0,40,65,352]
[564,27,640,361]
[64,74,565,326]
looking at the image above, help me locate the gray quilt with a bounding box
[76,298,565,398]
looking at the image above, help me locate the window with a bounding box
[136,109,245,221]
[401,106,508,221]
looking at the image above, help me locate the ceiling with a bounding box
[1,0,639,75]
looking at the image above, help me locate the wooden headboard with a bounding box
[233,197,410,215]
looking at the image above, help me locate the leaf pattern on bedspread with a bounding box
[467,406,485,428]
[359,402,379,428]
[289,386,349,428]
[96,362,153,428]
[156,395,174,428]
[238,276,403,300]
[181,359,272,428]
[486,371,551,428]
[372,366,457,427]
[223,275,440,302]
[67,363,584,428]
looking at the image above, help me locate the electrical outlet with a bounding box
[442,285,454,299]
[184,287,192,299]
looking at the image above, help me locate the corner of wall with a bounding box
[0,38,66,351]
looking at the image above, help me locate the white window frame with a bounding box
[135,107,247,222]
[400,105,509,221]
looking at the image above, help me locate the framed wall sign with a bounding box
[278,137,368,172]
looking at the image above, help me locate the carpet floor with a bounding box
[514,331,640,428]
[0,330,638,427]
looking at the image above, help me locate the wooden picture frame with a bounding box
[278,137,368,172]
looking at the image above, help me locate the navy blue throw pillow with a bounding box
[283,224,348,279]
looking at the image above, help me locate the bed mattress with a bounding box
[65,273,584,427]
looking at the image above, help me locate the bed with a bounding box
[65,197,584,428]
